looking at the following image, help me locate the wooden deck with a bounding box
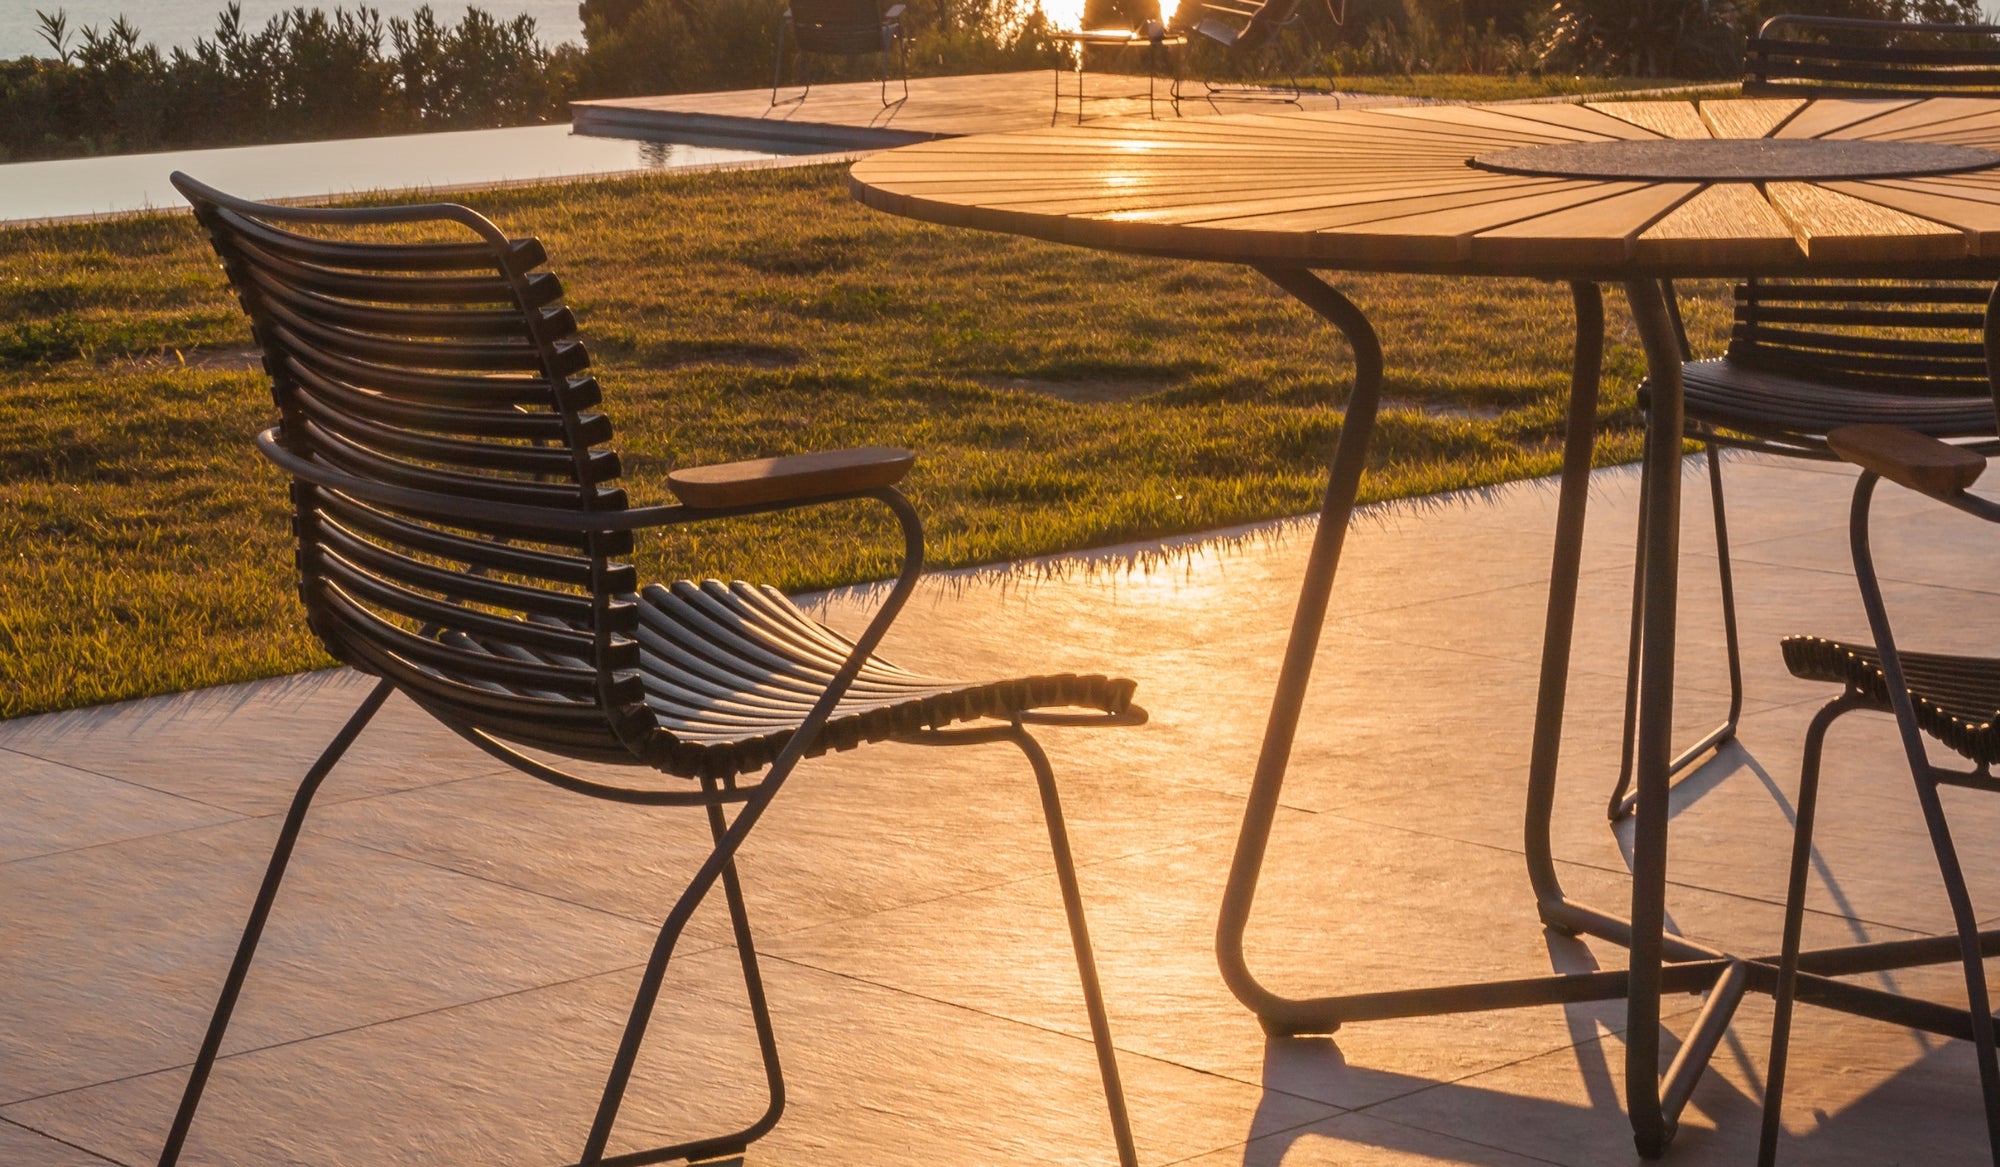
[570,69,1360,151]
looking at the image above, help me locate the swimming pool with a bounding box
[0,123,833,224]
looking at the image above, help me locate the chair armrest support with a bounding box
[1827,424,1987,500]
[667,445,914,509]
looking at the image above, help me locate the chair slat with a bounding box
[320,495,626,589]
[294,390,620,482]
[216,205,548,274]
[289,363,606,443]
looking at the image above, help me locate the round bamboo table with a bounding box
[851,97,2000,1158]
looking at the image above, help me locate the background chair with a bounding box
[1603,12,2000,820]
[161,172,1143,1167]
[1051,22,1184,126]
[1179,0,1320,103]
[772,0,908,107]
[1745,12,2000,99]
[1757,423,2000,1166]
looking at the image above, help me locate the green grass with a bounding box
[0,162,1737,719]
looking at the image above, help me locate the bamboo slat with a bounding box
[1470,183,1699,264]
[1774,97,1913,138]
[1587,101,1711,139]
[1837,96,2000,140]
[1699,98,1804,140]
[1824,180,2000,254]
[1371,104,1614,142]
[1764,181,1962,262]
[1192,180,1585,232]
[1465,102,1664,140]
[1635,184,1800,265]
[847,99,2000,273]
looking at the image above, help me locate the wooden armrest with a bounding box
[1826,424,1987,499]
[668,446,915,509]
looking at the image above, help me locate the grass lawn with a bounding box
[0,162,1733,719]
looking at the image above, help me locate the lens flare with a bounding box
[1040,0,1086,32]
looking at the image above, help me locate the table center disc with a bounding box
[1469,138,2000,182]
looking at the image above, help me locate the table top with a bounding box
[848,96,2000,278]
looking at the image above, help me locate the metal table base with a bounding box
[1217,266,2000,1158]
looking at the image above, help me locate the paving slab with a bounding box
[0,752,238,864]
[0,1119,116,1166]
[4,450,1997,1165]
[0,673,514,817]
[8,950,1334,1167]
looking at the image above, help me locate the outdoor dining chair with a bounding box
[158,172,1145,1167]
[1178,0,1327,103]
[1603,12,2000,820]
[771,0,907,107]
[1756,423,2000,1166]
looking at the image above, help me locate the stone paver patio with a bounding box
[4,451,1997,1166]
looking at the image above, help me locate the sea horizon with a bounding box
[2,0,583,61]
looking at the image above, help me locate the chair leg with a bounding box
[1610,455,1654,818]
[157,677,395,1167]
[1609,444,1743,820]
[771,21,787,105]
[702,792,786,1149]
[1707,444,1746,757]
[1758,692,1858,1167]
[1911,772,2000,1162]
[576,775,788,1167]
[1007,722,1138,1167]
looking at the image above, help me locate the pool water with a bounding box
[0,123,818,223]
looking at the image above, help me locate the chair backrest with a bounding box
[1725,279,1995,399]
[1744,13,2000,98]
[171,173,652,764]
[1732,18,2000,410]
[790,0,888,55]
[1232,0,1303,50]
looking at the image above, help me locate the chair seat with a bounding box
[635,579,1137,779]
[1193,18,1241,45]
[1668,358,1996,449]
[1783,635,2000,766]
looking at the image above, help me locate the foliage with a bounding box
[1305,0,1990,80]
[0,4,580,162]
[0,163,1664,717]
[575,0,1060,99]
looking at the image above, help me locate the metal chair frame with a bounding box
[1600,11,2000,819]
[1176,0,1319,106]
[1758,413,2000,1163]
[1606,13,2000,820]
[1605,273,2000,819]
[1051,26,1184,126]
[159,173,1140,1167]
[772,0,908,108]
[1745,13,2000,99]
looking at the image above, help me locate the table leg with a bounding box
[1214,272,1694,1032]
[1214,268,2000,1156]
[1624,277,1686,1159]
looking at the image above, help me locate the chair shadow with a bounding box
[1237,1003,1975,1166]
[1228,736,1976,1164]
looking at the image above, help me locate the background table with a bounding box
[851,96,2000,1156]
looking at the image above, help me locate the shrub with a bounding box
[4,4,576,162]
